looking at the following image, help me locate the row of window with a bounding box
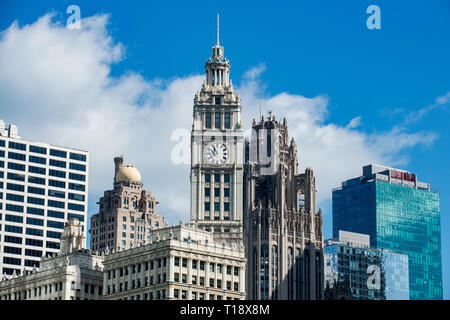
[5,178,85,191]
[0,140,86,162]
[1,200,84,212]
[204,173,230,183]
[174,257,240,276]
[5,161,86,179]
[204,112,231,129]
[173,274,239,291]
[1,225,63,236]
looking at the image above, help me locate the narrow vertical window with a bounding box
[215,112,221,129]
[205,112,211,129]
[224,113,231,129]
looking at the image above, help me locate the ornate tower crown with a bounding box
[205,14,230,88]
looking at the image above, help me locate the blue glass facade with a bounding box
[324,239,409,300]
[332,165,442,300]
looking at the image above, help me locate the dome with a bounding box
[116,164,141,182]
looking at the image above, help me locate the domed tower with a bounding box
[90,156,167,253]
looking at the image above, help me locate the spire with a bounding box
[217,13,220,46]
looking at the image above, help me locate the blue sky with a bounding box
[0,0,449,298]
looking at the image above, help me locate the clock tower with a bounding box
[190,15,244,245]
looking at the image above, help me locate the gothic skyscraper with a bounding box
[190,15,244,246]
[243,115,324,300]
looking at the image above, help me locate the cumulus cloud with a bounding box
[0,12,438,231]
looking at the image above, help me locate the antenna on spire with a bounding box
[217,13,220,46]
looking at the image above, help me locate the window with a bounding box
[28,186,45,195]
[28,166,46,175]
[204,202,210,211]
[234,282,239,291]
[50,149,67,158]
[3,257,21,266]
[174,257,180,267]
[227,266,232,275]
[48,200,65,209]
[224,202,230,211]
[27,217,44,226]
[224,188,230,197]
[214,174,220,182]
[70,152,86,162]
[9,141,26,151]
[174,273,179,282]
[200,261,205,271]
[192,275,197,285]
[26,238,43,247]
[7,183,24,192]
[4,235,22,244]
[47,210,64,219]
[217,280,222,289]
[69,163,86,171]
[6,203,23,213]
[29,145,47,154]
[6,193,24,202]
[210,263,215,273]
[48,180,65,189]
[29,155,46,165]
[25,249,42,257]
[224,174,230,183]
[182,274,187,283]
[48,189,65,199]
[28,197,45,206]
[69,183,85,191]
[49,169,66,178]
[209,278,215,287]
[7,172,25,182]
[215,112,221,128]
[192,260,198,269]
[214,202,220,211]
[205,112,212,129]
[49,159,66,168]
[26,228,43,236]
[8,162,25,171]
[68,213,84,222]
[69,172,85,181]
[224,113,231,129]
[28,176,45,185]
[46,241,60,249]
[69,193,85,201]
[214,188,220,197]
[234,267,239,276]
[47,220,64,229]
[8,152,26,161]
[47,231,62,239]
[27,207,44,216]
[205,188,210,197]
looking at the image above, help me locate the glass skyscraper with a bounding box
[332,164,442,300]
[324,230,409,300]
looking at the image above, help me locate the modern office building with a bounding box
[332,164,442,300]
[0,218,104,300]
[243,115,324,300]
[90,156,167,253]
[190,15,244,246]
[0,120,89,276]
[102,224,246,300]
[324,230,409,300]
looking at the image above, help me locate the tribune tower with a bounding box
[190,15,244,245]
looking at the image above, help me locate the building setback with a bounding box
[90,156,166,252]
[324,230,409,300]
[243,116,324,300]
[0,218,104,300]
[0,120,89,276]
[332,164,442,300]
[102,224,246,300]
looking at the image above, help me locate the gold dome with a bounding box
[116,164,141,182]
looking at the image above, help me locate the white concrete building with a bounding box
[0,219,104,300]
[102,224,246,300]
[190,15,244,246]
[0,120,89,276]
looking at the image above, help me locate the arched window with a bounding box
[260,244,269,299]
[271,245,278,299]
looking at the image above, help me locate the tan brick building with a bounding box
[90,156,166,252]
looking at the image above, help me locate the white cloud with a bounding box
[0,13,438,230]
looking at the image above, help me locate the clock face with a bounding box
[205,142,230,165]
